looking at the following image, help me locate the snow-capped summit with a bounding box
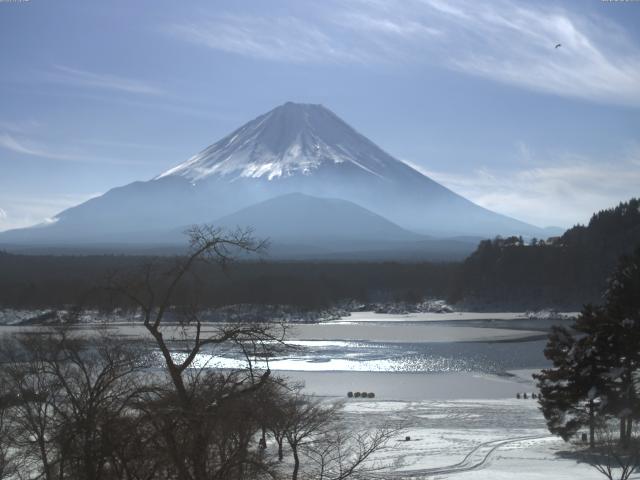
[157,102,400,182]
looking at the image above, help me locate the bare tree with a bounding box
[261,381,294,463]
[108,226,276,400]
[0,327,146,480]
[0,384,20,480]
[273,394,400,480]
[281,396,340,480]
[107,226,287,480]
[584,421,640,480]
[1,335,64,480]
[304,426,398,480]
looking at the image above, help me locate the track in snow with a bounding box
[385,434,552,479]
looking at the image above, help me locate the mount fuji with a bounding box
[0,102,553,256]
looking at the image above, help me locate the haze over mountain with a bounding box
[0,102,557,255]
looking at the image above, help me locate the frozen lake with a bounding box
[191,311,561,377]
[175,311,570,401]
[196,337,549,374]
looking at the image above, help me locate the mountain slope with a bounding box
[214,193,421,243]
[0,102,549,248]
[208,193,477,260]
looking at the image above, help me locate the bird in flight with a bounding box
[555,43,562,49]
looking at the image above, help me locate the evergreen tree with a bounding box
[534,325,582,441]
[535,305,610,447]
[601,247,640,446]
[536,247,640,446]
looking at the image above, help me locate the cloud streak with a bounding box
[408,156,640,228]
[426,0,640,107]
[0,132,84,161]
[0,132,152,165]
[49,65,164,95]
[0,193,100,232]
[168,0,640,107]
[169,15,368,64]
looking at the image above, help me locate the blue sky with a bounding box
[0,0,639,231]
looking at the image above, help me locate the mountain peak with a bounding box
[0,102,550,246]
[278,100,325,110]
[156,102,399,182]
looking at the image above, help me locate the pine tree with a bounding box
[601,247,640,446]
[536,247,640,447]
[534,325,583,441]
[534,306,610,447]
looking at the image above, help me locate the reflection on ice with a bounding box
[284,340,357,348]
[170,333,549,375]
[180,354,480,373]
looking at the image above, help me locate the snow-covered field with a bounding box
[316,398,616,479]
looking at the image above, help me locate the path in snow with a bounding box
[386,434,552,478]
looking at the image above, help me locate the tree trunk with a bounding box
[292,445,300,480]
[38,437,53,480]
[620,417,627,446]
[589,400,595,449]
[277,438,284,461]
[192,428,209,480]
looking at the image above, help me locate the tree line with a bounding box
[1,198,639,313]
[0,252,457,312]
[451,198,640,309]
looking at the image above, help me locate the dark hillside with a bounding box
[452,198,640,309]
[0,252,457,310]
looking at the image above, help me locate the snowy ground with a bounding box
[281,370,537,400]
[316,398,625,479]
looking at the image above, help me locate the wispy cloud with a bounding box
[0,119,40,134]
[0,132,83,161]
[168,0,640,107]
[425,0,640,107]
[169,15,367,64]
[405,152,640,228]
[49,65,164,95]
[0,132,151,165]
[0,193,100,232]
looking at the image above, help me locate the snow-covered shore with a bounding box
[340,398,604,479]
[292,391,608,479]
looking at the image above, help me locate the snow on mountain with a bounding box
[157,102,393,182]
[0,102,553,251]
